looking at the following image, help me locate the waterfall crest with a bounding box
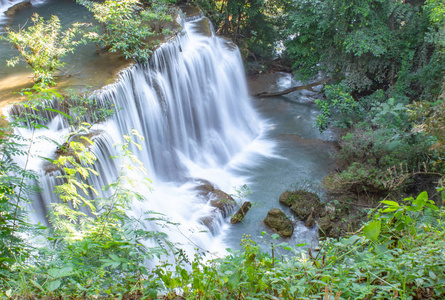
[8,11,272,254]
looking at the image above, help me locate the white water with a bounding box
[8,13,274,256]
[0,0,46,26]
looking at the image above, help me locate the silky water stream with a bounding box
[3,4,335,256]
[6,9,270,256]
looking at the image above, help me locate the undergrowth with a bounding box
[1,187,444,299]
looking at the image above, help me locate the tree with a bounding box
[284,0,443,98]
[77,0,174,62]
[195,0,285,62]
[3,13,85,86]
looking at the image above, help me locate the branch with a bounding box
[254,77,335,98]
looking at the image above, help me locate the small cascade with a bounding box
[7,10,272,255]
[0,0,47,29]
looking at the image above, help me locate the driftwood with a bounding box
[254,77,334,98]
[230,201,252,224]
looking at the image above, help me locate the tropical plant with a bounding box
[77,0,174,62]
[3,13,86,85]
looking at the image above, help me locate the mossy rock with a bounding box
[195,181,236,218]
[279,190,325,221]
[263,208,294,238]
[317,200,367,238]
[318,215,341,238]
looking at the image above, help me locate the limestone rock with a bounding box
[195,181,236,218]
[317,201,367,239]
[317,215,340,238]
[5,1,31,16]
[279,190,325,226]
[305,212,315,228]
[230,201,252,224]
[263,208,294,237]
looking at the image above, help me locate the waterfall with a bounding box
[0,0,47,29]
[7,11,272,255]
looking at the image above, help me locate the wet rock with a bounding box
[263,208,294,238]
[195,181,236,218]
[318,215,340,238]
[199,216,219,235]
[279,190,325,224]
[305,212,315,228]
[230,201,252,224]
[317,200,367,238]
[5,1,31,16]
[42,130,104,175]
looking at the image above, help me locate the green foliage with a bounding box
[148,192,445,300]
[77,0,174,62]
[63,90,116,127]
[2,13,86,85]
[0,86,59,276]
[315,83,363,131]
[285,0,443,95]
[2,92,445,298]
[195,0,285,61]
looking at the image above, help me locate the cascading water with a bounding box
[0,0,47,29]
[7,9,274,255]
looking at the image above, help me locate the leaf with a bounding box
[363,220,381,241]
[110,254,121,262]
[381,200,399,207]
[180,268,189,280]
[416,191,429,202]
[429,271,437,280]
[33,124,49,130]
[271,233,280,240]
[46,280,61,292]
[31,279,44,292]
[344,235,361,245]
[277,242,292,250]
[382,207,399,213]
[80,136,94,145]
[39,156,56,164]
[44,108,72,119]
[374,244,392,259]
[48,266,73,279]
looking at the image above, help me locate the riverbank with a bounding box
[0,0,182,113]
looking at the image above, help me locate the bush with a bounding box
[3,13,85,85]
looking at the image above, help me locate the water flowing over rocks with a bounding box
[4,0,31,16]
[5,7,267,254]
[195,181,236,218]
[278,190,366,238]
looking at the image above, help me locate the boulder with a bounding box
[305,212,315,228]
[199,216,218,235]
[263,208,294,238]
[279,190,325,225]
[317,201,367,239]
[195,181,236,218]
[4,1,31,17]
[230,201,252,224]
[317,215,340,238]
